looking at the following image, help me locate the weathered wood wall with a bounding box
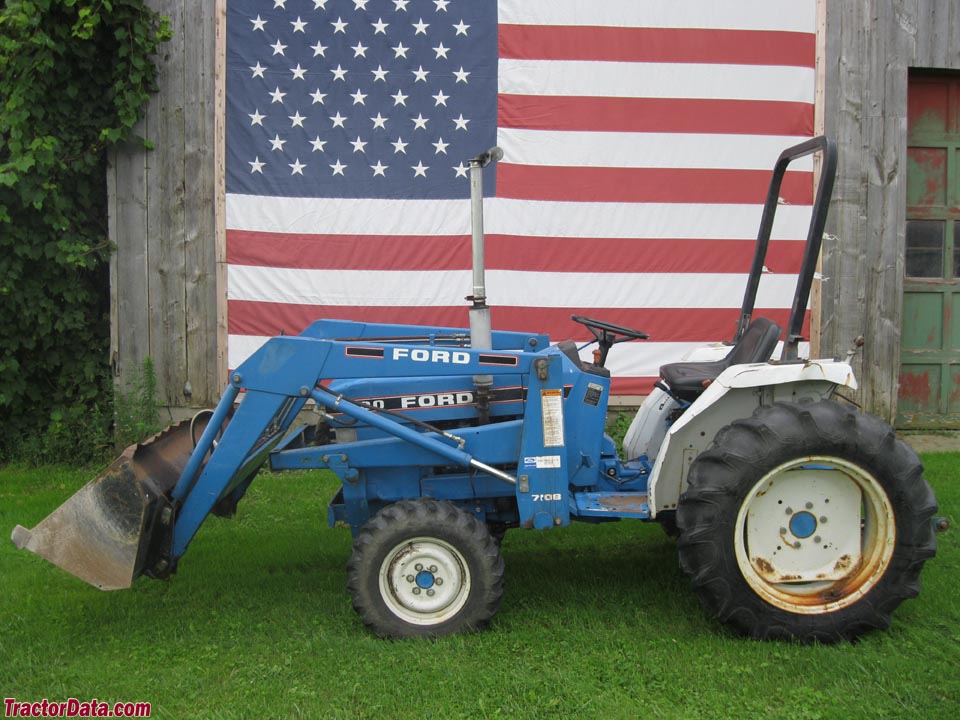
[818,0,960,422]
[108,1,226,412]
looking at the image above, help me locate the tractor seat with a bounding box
[658,317,782,402]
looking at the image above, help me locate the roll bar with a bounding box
[735,136,838,362]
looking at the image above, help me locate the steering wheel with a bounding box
[571,315,649,367]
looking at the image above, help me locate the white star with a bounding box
[313,0,328,8]
[353,0,369,9]
[351,136,368,153]
[392,43,409,59]
[290,16,307,33]
[250,62,266,78]
[248,109,266,126]
[392,137,408,154]
[273,0,287,7]
[289,158,306,175]
[453,114,469,131]
[432,137,449,154]
[453,67,470,83]
[351,41,368,58]
[310,136,327,152]
[433,43,449,60]
[310,89,327,104]
[412,113,428,130]
[269,135,286,151]
[289,111,306,128]
[371,113,388,130]
[330,159,347,176]
[351,88,367,105]
[434,0,450,11]
[453,20,469,36]
[250,15,267,32]
[371,65,389,82]
[249,157,265,173]
[271,39,287,56]
[412,65,429,82]
[393,0,409,10]
[330,16,348,33]
[330,112,347,128]
[432,90,449,106]
[269,86,286,104]
[371,160,388,177]
[453,162,468,178]
[290,64,307,80]
[391,89,408,106]
[371,18,389,34]
[311,41,328,57]
[412,161,429,177]
[412,18,429,35]
[330,64,347,81]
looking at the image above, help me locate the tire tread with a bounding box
[676,399,937,643]
[347,499,504,638]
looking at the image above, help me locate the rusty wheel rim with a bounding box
[733,456,896,615]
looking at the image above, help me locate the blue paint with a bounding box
[416,571,435,589]
[160,319,664,562]
[790,511,817,538]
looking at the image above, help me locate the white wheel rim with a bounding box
[734,456,896,615]
[378,537,471,626]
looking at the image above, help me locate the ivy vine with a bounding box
[0,0,170,462]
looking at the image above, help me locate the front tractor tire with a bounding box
[347,499,504,638]
[676,400,937,642]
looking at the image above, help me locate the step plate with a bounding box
[574,492,651,519]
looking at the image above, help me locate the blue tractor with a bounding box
[13,138,942,641]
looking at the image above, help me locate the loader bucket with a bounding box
[11,418,206,590]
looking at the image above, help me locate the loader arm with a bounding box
[12,323,569,590]
[172,335,564,558]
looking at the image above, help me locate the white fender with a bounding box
[622,342,729,462]
[647,359,858,516]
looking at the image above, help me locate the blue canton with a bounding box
[226,0,498,199]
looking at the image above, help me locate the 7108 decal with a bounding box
[531,493,563,502]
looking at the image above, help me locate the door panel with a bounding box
[906,148,947,208]
[901,292,942,350]
[898,72,960,427]
[899,364,940,420]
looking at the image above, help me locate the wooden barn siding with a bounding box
[108,1,226,411]
[819,0,960,422]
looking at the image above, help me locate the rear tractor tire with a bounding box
[676,400,937,642]
[347,499,504,638]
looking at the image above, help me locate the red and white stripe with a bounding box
[226,1,816,394]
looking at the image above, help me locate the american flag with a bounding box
[226,0,815,394]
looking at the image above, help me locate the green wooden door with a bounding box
[898,73,960,427]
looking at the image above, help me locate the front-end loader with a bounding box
[13,137,943,641]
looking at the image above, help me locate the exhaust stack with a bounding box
[467,146,503,423]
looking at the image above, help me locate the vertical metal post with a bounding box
[467,147,502,422]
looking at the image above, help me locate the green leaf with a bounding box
[0,0,169,463]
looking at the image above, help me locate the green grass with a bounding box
[1,456,958,720]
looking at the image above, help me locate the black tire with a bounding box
[657,510,680,539]
[487,522,509,546]
[347,499,504,638]
[676,399,937,642]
